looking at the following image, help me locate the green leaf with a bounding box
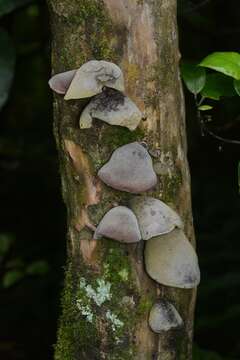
[0,28,15,110]
[2,270,24,288]
[181,62,206,95]
[199,52,240,80]
[234,79,240,96]
[201,73,235,100]
[0,0,32,17]
[198,105,213,111]
[0,233,13,256]
[26,260,49,275]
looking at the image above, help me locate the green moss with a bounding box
[55,243,142,359]
[137,297,153,317]
[102,126,145,151]
[78,1,116,61]
[100,241,138,356]
[161,169,182,203]
[55,0,120,68]
[54,265,76,360]
[54,263,99,360]
[55,241,154,359]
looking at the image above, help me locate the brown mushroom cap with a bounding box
[144,229,200,288]
[98,142,157,193]
[94,206,141,243]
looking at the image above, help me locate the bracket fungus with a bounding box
[144,229,200,288]
[94,206,141,243]
[149,300,183,333]
[79,89,142,131]
[130,196,183,240]
[64,60,124,100]
[48,69,77,94]
[98,142,157,193]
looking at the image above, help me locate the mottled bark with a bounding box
[47,1,196,359]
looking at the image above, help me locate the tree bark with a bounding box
[47,1,196,359]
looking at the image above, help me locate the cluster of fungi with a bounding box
[49,60,200,335]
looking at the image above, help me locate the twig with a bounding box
[200,116,240,145]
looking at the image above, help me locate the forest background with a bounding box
[0,0,239,359]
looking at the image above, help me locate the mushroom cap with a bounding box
[48,69,77,94]
[130,196,183,240]
[94,206,141,243]
[98,142,157,193]
[149,300,183,333]
[144,229,200,288]
[79,89,142,131]
[64,60,124,100]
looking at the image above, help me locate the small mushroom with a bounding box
[64,60,124,100]
[98,142,157,193]
[149,300,183,333]
[144,229,200,288]
[94,206,141,243]
[79,89,142,131]
[48,69,77,94]
[130,196,183,240]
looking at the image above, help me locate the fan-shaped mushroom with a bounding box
[130,196,183,240]
[94,206,141,243]
[149,300,183,333]
[64,60,124,100]
[79,89,142,131]
[144,229,200,288]
[98,142,157,193]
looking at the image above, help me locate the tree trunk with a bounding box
[47,1,196,359]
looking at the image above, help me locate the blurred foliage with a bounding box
[0,28,15,110]
[0,232,50,288]
[0,0,32,17]
[0,1,66,359]
[0,0,239,359]
[181,51,240,193]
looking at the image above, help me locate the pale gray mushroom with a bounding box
[149,300,183,333]
[79,89,142,131]
[144,229,200,288]
[48,69,77,94]
[94,206,141,243]
[130,196,183,240]
[98,142,157,193]
[64,60,124,100]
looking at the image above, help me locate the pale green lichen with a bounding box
[76,276,126,345]
[76,301,93,323]
[79,277,112,306]
[106,310,124,332]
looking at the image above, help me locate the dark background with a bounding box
[0,0,240,359]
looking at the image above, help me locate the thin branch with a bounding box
[200,117,240,145]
